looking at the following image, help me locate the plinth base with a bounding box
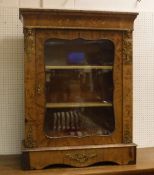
[22,143,136,170]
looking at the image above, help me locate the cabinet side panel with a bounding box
[122,31,133,143]
[24,28,37,148]
[35,31,46,146]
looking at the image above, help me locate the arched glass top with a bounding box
[45,38,114,66]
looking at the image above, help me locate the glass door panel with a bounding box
[44,38,115,138]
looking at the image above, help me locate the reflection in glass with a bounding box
[45,38,114,66]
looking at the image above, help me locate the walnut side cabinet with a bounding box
[20,9,138,170]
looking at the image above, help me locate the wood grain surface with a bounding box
[20,8,138,169]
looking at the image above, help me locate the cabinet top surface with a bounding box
[19,8,138,16]
[19,8,138,30]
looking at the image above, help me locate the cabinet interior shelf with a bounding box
[46,102,112,108]
[45,65,113,70]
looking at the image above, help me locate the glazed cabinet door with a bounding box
[34,29,123,148]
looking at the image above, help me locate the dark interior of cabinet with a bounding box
[46,69,113,103]
[45,38,114,66]
[44,38,115,138]
[45,107,115,138]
